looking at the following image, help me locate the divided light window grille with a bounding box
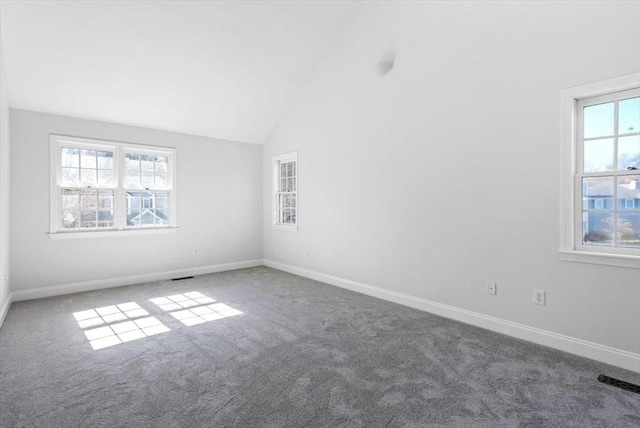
[60,147,116,229]
[274,153,297,228]
[576,88,640,253]
[50,135,176,234]
[124,151,170,228]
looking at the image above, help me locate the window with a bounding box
[560,73,640,268]
[273,152,297,230]
[50,135,176,237]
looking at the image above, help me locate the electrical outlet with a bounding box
[486,281,497,295]
[192,249,199,256]
[533,289,545,306]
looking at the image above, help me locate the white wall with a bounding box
[0,30,10,322]
[10,109,262,295]
[263,2,640,358]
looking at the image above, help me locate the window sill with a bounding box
[273,224,298,232]
[48,227,178,240]
[559,250,640,269]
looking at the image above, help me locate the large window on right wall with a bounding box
[273,152,298,231]
[561,73,640,268]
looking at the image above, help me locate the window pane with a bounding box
[156,208,169,225]
[127,191,142,210]
[125,171,140,189]
[155,192,168,209]
[155,174,168,188]
[584,102,614,139]
[98,191,113,210]
[80,209,97,228]
[98,170,114,187]
[155,157,168,174]
[584,138,614,172]
[61,210,78,229]
[80,190,98,210]
[617,175,640,210]
[98,210,114,227]
[282,194,295,208]
[125,153,139,171]
[61,148,79,167]
[62,189,79,209]
[280,163,286,178]
[619,97,640,134]
[617,135,639,171]
[138,210,156,226]
[97,151,113,169]
[618,212,640,248]
[583,177,613,210]
[61,167,79,186]
[80,150,96,168]
[141,173,154,188]
[127,210,141,227]
[141,155,154,172]
[583,211,614,246]
[80,169,97,187]
[291,162,296,176]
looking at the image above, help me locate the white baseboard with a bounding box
[0,292,12,329]
[10,259,263,302]
[263,259,640,373]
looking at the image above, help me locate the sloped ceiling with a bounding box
[0,1,352,144]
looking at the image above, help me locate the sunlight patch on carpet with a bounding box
[73,302,170,350]
[150,291,242,326]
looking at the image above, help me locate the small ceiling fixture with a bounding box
[376,48,395,76]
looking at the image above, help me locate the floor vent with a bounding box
[598,374,640,394]
[171,276,194,281]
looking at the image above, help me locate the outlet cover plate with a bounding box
[533,289,545,306]
[487,282,497,295]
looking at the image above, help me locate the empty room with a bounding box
[0,1,639,426]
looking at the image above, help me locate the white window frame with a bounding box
[272,152,298,231]
[49,134,177,239]
[560,73,640,268]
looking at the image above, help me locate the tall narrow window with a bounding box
[577,90,639,252]
[50,135,176,237]
[273,152,297,230]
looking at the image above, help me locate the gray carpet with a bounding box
[0,267,638,427]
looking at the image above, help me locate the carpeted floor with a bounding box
[0,267,638,427]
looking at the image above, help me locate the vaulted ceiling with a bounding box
[0,1,352,144]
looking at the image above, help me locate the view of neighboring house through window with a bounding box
[50,135,176,235]
[124,152,170,228]
[273,152,297,229]
[578,89,640,251]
